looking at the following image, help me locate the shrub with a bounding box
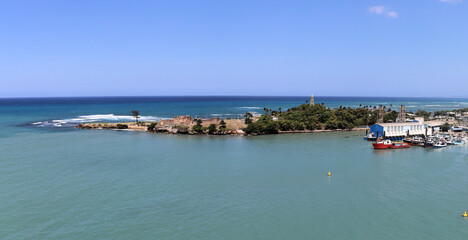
[116,124,128,129]
[325,120,337,130]
[244,112,253,124]
[441,123,451,132]
[245,115,279,134]
[291,121,305,130]
[176,125,189,133]
[305,121,317,130]
[278,120,293,131]
[208,124,217,134]
[192,124,204,133]
[219,120,227,131]
[147,122,157,131]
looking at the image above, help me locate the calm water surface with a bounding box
[1,97,468,239]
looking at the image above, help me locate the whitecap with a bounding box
[238,107,262,110]
[31,114,164,128]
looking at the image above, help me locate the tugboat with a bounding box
[373,139,411,149]
[373,139,393,149]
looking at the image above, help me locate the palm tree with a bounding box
[244,112,253,124]
[131,110,140,125]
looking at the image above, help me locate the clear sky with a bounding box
[1,0,467,98]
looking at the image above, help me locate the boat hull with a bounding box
[373,143,392,149]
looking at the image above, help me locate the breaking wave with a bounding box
[31,114,164,128]
[211,112,262,117]
[237,107,262,110]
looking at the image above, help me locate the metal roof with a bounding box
[425,122,443,127]
[375,122,423,127]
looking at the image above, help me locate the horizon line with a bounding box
[1,95,468,99]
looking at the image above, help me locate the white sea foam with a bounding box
[210,113,245,117]
[238,107,261,110]
[31,114,164,128]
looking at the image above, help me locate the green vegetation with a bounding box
[244,112,253,124]
[246,115,279,134]
[208,124,217,134]
[383,110,398,123]
[192,119,204,133]
[245,104,378,134]
[176,125,189,133]
[440,123,451,132]
[147,122,157,131]
[415,110,431,120]
[131,110,140,124]
[116,124,128,129]
[219,120,227,131]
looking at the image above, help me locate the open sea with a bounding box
[1,96,468,239]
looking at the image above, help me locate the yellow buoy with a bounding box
[463,211,467,217]
[328,171,331,177]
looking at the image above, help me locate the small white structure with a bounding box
[414,117,424,124]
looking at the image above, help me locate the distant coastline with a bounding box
[75,98,468,136]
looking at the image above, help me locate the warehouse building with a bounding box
[369,122,430,140]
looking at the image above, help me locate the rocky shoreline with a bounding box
[76,122,247,136]
[76,121,367,136]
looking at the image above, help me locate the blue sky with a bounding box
[1,0,467,97]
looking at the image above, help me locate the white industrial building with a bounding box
[370,122,430,140]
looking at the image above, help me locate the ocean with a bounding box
[1,96,468,239]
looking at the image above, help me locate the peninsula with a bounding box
[77,97,468,136]
[77,97,375,135]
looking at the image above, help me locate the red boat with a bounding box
[373,139,411,149]
[373,139,393,149]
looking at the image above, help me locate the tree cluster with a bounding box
[245,104,379,134]
[440,123,451,132]
[415,110,431,120]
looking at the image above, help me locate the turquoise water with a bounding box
[1,97,468,239]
